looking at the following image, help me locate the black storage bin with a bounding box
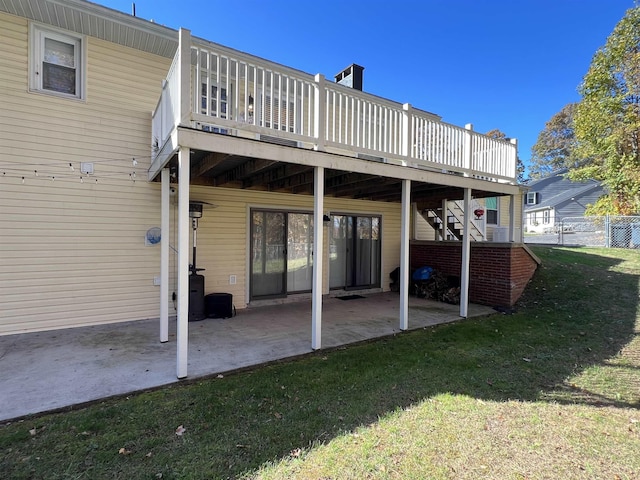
[205,293,234,318]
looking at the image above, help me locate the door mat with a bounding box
[337,295,364,300]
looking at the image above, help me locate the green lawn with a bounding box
[2,246,639,479]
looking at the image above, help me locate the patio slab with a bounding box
[0,293,495,422]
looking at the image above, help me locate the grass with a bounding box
[1,246,640,479]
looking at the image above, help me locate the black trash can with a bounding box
[205,293,234,318]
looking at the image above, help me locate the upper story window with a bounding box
[30,24,85,100]
[526,192,539,205]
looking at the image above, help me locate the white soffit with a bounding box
[0,0,179,58]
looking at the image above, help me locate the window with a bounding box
[262,95,295,132]
[30,24,84,100]
[543,210,550,224]
[485,197,498,225]
[201,82,230,119]
[526,192,538,205]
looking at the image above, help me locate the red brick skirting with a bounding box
[409,241,540,308]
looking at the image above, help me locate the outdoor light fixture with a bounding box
[474,208,485,220]
[247,94,254,121]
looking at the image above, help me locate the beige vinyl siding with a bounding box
[0,12,172,334]
[414,208,437,241]
[180,186,402,307]
[0,11,401,335]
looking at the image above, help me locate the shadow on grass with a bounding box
[1,247,638,479]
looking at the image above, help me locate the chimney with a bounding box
[334,64,364,91]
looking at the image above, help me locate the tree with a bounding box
[485,129,526,183]
[529,103,579,179]
[572,6,640,214]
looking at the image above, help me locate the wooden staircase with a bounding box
[420,200,486,241]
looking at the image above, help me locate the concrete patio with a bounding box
[0,292,495,422]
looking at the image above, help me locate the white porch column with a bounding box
[401,103,412,163]
[312,166,325,350]
[160,168,170,343]
[411,203,418,240]
[463,124,473,177]
[508,194,516,242]
[177,28,192,126]
[441,198,448,241]
[400,179,411,331]
[176,147,190,378]
[459,188,472,318]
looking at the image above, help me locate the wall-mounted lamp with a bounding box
[323,214,331,223]
[248,94,254,120]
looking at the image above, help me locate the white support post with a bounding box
[400,179,411,331]
[312,166,325,350]
[178,28,192,126]
[160,168,170,343]
[313,74,326,152]
[441,198,448,241]
[459,188,472,317]
[411,202,418,240]
[401,103,412,162]
[508,194,515,242]
[520,191,526,243]
[510,138,518,183]
[463,123,473,177]
[176,147,190,378]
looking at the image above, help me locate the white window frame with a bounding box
[543,209,550,224]
[526,192,537,205]
[30,23,85,100]
[485,197,499,225]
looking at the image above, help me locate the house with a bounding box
[524,170,606,233]
[0,0,537,378]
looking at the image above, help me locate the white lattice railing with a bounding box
[152,29,518,183]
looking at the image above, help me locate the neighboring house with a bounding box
[524,170,606,233]
[0,0,536,378]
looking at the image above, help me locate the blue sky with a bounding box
[102,0,633,175]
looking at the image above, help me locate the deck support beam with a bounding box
[177,147,190,378]
[160,168,170,343]
[311,166,325,350]
[459,187,471,317]
[441,198,448,240]
[400,179,411,330]
[509,194,516,242]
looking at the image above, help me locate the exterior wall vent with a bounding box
[357,152,386,163]
[258,134,300,148]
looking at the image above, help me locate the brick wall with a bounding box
[410,241,539,307]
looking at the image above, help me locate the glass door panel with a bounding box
[329,215,348,289]
[329,214,381,290]
[287,213,313,293]
[251,211,286,298]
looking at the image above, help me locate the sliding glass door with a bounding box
[329,214,381,290]
[250,210,313,299]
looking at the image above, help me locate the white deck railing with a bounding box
[152,29,518,183]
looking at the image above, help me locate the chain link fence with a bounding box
[524,215,640,248]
